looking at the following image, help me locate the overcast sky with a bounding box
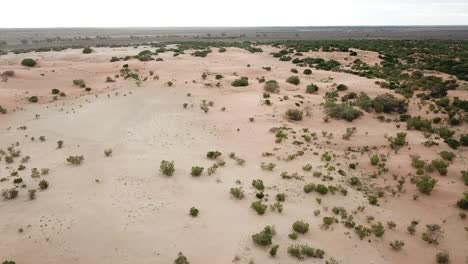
[1,0,467,27]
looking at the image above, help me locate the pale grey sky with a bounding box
[1,0,467,27]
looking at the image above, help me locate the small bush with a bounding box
[28,96,38,103]
[252,226,275,246]
[416,176,437,194]
[370,154,380,166]
[191,166,204,176]
[160,160,175,176]
[435,251,450,264]
[21,58,36,67]
[174,252,189,264]
[38,180,49,190]
[325,102,362,122]
[66,155,84,165]
[303,69,312,75]
[431,159,448,176]
[230,187,244,199]
[286,76,300,85]
[336,84,348,91]
[315,184,328,195]
[51,89,60,95]
[206,151,221,159]
[306,84,319,94]
[292,221,309,234]
[189,207,199,217]
[286,109,303,121]
[457,192,468,210]
[252,179,265,191]
[439,151,455,161]
[270,245,279,257]
[82,47,93,54]
[73,79,86,88]
[264,80,280,93]
[389,240,405,251]
[231,77,249,87]
[2,189,18,200]
[251,201,267,215]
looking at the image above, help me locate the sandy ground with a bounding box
[0,46,467,264]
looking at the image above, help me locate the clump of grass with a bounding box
[38,180,49,190]
[456,192,468,210]
[287,244,325,259]
[160,160,175,176]
[2,189,19,200]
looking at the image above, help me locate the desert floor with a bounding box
[0,46,467,264]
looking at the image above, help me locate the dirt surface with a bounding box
[0,46,467,264]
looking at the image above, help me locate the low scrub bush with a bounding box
[66,155,84,165]
[160,160,175,176]
[21,58,36,67]
[252,226,275,246]
[286,109,303,121]
[286,76,300,85]
[231,77,249,87]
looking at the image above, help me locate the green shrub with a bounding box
[66,155,84,165]
[304,183,315,193]
[460,134,468,146]
[445,138,460,149]
[1,189,18,200]
[457,192,468,210]
[264,80,280,93]
[21,58,36,67]
[28,96,38,103]
[231,77,249,87]
[286,109,303,121]
[286,76,300,85]
[416,176,437,194]
[160,160,175,176]
[251,201,267,215]
[292,221,309,234]
[306,84,319,94]
[407,117,432,131]
[370,154,380,166]
[252,226,275,246]
[431,159,448,176]
[435,251,450,264]
[51,89,60,94]
[336,84,348,91]
[372,93,407,113]
[174,252,189,264]
[230,187,244,199]
[82,47,93,54]
[252,179,265,191]
[189,207,199,217]
[389,240,405,251]
[315,184,328,195]
[371,222,385,237]
[73,79,86,88]
[38,180,49,190]
[206,151,221,159]
[191,166,204,176]
[388,132,407,152]
[303,69,312,75]
[325,102,362,121]
[462,171,468,186]
[270,245,279,256]
[439,151,455,161]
